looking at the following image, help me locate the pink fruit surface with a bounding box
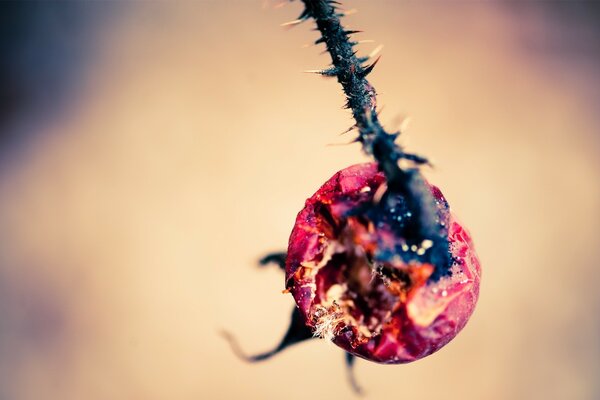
[285,163,481,364]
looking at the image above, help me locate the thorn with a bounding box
[360,55,381,77]
[327,132,362,146]
[281,19,305,28]
[304,67,338,77]
[390,114,410,133]
[315,37,326,45]
[357,39,375,44]
[325,139,360,147]
[400,116,412,132]
[344,8,358,16]
[368,44,384,59]
[402,152,430,165]
[317,69,337,77]
[339,125,357,135]
[401,131,411,147]
[343,30,363,36]
[298,8,312,20]
[388,132,400,142]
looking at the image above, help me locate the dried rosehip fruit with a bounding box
[285,162,480,364]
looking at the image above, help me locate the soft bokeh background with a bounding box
[1,1,599,399]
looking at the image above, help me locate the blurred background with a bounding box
[0,1,599,399]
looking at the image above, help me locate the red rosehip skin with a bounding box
[285,163,481,364]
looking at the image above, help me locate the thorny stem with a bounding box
[297,0,442,245]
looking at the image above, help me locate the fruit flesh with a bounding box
[285,163,480,364]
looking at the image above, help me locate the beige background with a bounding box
[0,1,599,399]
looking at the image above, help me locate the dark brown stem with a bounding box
[297,0,441,243]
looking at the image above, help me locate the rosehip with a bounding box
[285,162,480,364]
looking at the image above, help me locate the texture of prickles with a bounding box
[295,0,440,257]
[286,163,481,364]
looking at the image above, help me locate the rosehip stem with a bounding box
[298,0,440,242]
